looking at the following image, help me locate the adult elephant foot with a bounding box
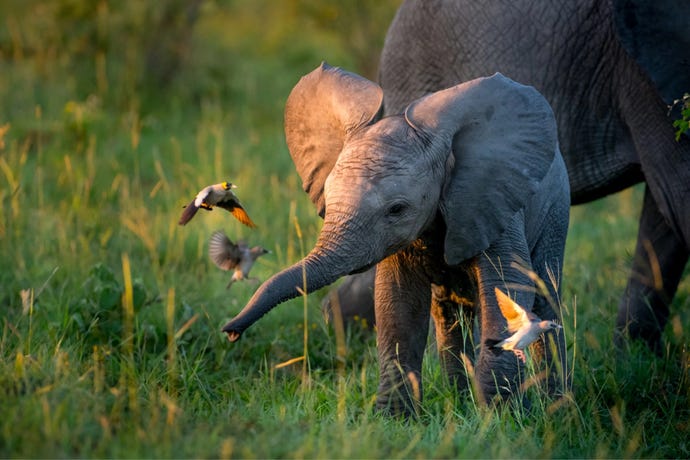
[615,188,689,354]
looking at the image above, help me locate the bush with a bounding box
[673,93,690,140]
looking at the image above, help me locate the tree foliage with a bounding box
[673,94,690,141]
[0,0,401,112]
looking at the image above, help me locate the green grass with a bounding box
[1,1,689,458]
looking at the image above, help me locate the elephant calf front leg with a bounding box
[473,236,535,406]
[374,253,431,417]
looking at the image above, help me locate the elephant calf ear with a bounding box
[405,73,559,264]
[284,62,384,217]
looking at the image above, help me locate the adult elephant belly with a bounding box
[551,103,644,204]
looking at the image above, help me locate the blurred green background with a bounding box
[0,0,401,304]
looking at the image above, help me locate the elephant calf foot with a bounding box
[475,350,526,406]
[375,369,423,418]
[444,367,474,396]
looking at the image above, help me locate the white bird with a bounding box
[179,181,256,228]
[485,287,562,363]
[208,230,270,289]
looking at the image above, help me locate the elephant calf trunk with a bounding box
[221,252,342,341]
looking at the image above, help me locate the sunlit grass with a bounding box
[3,100,688,456]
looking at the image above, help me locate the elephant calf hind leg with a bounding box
[431,283,476,393]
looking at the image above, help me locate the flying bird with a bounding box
[179,181,256,228]
[209,230,270,288]
[485,287,562,363]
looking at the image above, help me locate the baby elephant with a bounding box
[222,63,570,416]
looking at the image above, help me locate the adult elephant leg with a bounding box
[616,187,689,354]
[374,247,431,417]
[430,275,476,394]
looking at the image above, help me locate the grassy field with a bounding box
[1,1,689,458]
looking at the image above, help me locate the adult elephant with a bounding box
[327,0,690,353]
[222,63,571,415]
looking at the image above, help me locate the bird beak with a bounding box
[231,184,238,189]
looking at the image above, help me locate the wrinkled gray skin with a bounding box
[328,0,690,354]
[222,63,570,415]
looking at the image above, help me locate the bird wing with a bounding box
[179,184,217,225]
[178,200,200,225]
[209,231,241,270]
[216,199,257,228]
[230,207,257,228]
[494,287,530,334]
[193,185,214,207]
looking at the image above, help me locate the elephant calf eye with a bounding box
[388,203,407,216]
